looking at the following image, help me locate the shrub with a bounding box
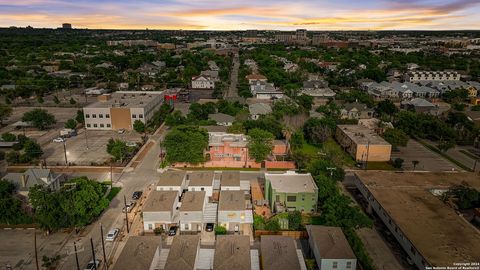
[154,227,164,235]
[215,225,227,235]
[1,132,16,142]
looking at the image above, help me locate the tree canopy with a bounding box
[247,128,274,163]
[163,125,208,164]
[22,109,56,130]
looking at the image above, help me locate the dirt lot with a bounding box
[391,140,462,172]
[43,129,143,166]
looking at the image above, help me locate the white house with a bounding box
[156,170,187,196]
[217,190,253,233]
[179,191,206,232]
[2,168,65,197]
[192,75,215,89]
[306,225,357,270]
[142,191,179,231]
[187,171,214,197]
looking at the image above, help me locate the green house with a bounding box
[264,172,318,213]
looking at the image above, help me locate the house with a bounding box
[250,80,284,100]
[249,103,272,120]
[208,132,248,166]
[2,168,65,197]
[142,191,179,232]
[218,190,252,233]
[201,70,219,82]
[213,235,251,270]
[208,113,235,126]
[335,125,392,162]
[340,102,374,120]
[164,235,200,270]
[187,171,214,196]
[191,75,215,89]
[401,98,437,113]
[467,81,480,97]
[301,80,336,106]
[264,171,318,213]
[179,191,206,232]
[221,171,241,191]
[112,236,162,270]
[306,225,357,270]
[260,236,302,270]
[246,74,267,84]
[208,60,219,71]
[156,170,187,196]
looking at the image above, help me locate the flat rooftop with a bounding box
[265,172,317,193]
[337,125,391,145]
[219,190,245,211]
[213,235,251,270]
[180,191,205,212]
[142,191,177,212]
[355,171,480,267]
[260,236,301,270]
[188,171,214,186]
[85,91,163,109]
[164,235,200,270]
[157,170,186,187]
[306,225,355,260]
[112,236,161,270]
[221,171,241,187]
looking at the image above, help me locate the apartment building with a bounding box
[142,191,179,231]
[306,225,357,270]
[404,71,461,83]
[336,125,392,162]
[83,91,164,130]
[264,171,318,213]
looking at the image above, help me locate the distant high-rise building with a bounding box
[62,23,72,29]
[296,29,308,40]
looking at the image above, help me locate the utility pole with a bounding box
[110,163,113,189]
[63,140,68,166]
[74,241,80,270]
[90,238,97,270]
[124,195,130,233]
[84,127,89,150]
[34,229,39,270]
[100,224,108,270]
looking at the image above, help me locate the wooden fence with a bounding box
[254,230,308,239]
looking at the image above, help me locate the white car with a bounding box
[126,141,137,147]
[117,129,126,134]
[84,259,101,270]
[105,228,119,241]
[53,137,65,143]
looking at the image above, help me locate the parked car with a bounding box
[132,191,143,200]
[122,201,136,213]
[168,226,178,236]
[205,223,214,232]
[84,260,101,270]
[126,141,137,147]
[52,137,65,143]
[117,129,125,134]
[105,228,119,241]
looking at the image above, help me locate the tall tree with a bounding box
[0,103,12,125]
[247,128,274,162]
[163,125,208,164]
[22,109,56,130]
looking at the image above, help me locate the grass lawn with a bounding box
[300,143,321,156]
[321,139,356,168]
[366,162,395,171]
[106,187,122,201]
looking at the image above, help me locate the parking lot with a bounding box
[391,140,462,172]
[43,129,143,166]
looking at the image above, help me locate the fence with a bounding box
[254,230,308,239]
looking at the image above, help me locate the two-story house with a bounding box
[142,191,179,232]
[191,75,215,89]
[179,191,206,232]
[340,102,374,120]
[156,170,187,196]
[187,171,214,197]
[217,190,253,233]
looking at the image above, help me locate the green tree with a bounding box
[308,159,345,181]
[1,132,16,142]
[37,96,44,104]
[106,139,129,162]
[165,111,186,126]
[133,120,146,133]
[75,110,85,124]
[215,225,227,235]
[163,126,208,164]
[303,117,336,145]
[69,97,76,105]
[265,218,281,232]
[247,128,274,162]
[53,96,60,104]
[412,160,420,171]
[0,103,12,125]
[437,139,455,152]
[288,211,302,230]
[449,185,480,210]
[295,95,314,111]
[375,99,398,116]
[22,109,56,130]
[226,122,245,134]
[382,128,409,149]
[392,158,404,169]
[24,140,43,159]
[289,130,305,150]
[64,119,77,129]
[0,180,32,225]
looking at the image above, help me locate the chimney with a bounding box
[21,174,29,188]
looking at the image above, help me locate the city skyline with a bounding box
[1,0,480,31]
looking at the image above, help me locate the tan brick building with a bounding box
[335,125,392,162]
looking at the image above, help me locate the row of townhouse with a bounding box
[404,70,461,83]
[360,81,440,100]
[113,226,357,270]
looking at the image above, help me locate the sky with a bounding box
[0,0,480,30]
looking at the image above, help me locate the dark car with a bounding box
[205,223,214,232]
[168,226,178,236]
[84,259,101,270]
[132,191,143,200]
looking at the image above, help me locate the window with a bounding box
[148,224,152,230]
[100,124,104,128]
[106,114,110,118]
[93,124,98,128]
[191,188,195,191]
[287,196,296,202]
[332,262,338,269]
[99,114,103,118]
[92,114,96,118]
[85,114,90,118]
[106,124,111,128]
[201,187,204,191]
[347,262,352,269]
[86,124,91,128]
[139,114,143,118]
[184,224,189,230]
[132,114,137,118]
[275,195,280,202]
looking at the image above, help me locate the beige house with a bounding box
[83,91,164,130]
[336,125,392,162]
[142,191,179,232]
[179,191,206,232]
[217,190,253,233]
